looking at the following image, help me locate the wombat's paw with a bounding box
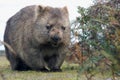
[50,68,62,72]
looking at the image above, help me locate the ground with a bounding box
[0,56,119,80]
[0,56,79,80]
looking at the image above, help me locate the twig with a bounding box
[0,72,6,80]
[0,40,16,56]
[84,71,94,80]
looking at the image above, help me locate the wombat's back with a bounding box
[4,5,36,57]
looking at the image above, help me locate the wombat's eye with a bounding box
[46,25,52,30]
[61,26,66,30]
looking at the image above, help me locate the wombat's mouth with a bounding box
[52,42,59,47]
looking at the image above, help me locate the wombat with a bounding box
[4,5,70,71]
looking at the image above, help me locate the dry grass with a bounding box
[0,56,119,80]
[0,56,79,80]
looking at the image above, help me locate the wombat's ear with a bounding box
[37,5,45,13]
[62,6,69,14]
[35,5,51,14]
[34,5,45,21]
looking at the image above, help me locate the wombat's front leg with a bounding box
[48,53,66,72]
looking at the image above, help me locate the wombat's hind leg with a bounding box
[12,57,31,71]
[6,51,31,71]
[9,57,31,71]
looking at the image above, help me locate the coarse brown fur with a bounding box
[4,5,70,71]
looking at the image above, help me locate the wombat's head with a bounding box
[46,23,65,47]
[33,5,70,47]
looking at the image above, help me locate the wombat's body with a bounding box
[4,5,70,71]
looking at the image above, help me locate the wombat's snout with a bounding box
[51,35,61,42]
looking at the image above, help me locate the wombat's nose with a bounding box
[52,35,61,42]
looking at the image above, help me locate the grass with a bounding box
[0,56,79,80]
[0,56,119,80]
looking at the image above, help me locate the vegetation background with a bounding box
[0,0,120,80]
